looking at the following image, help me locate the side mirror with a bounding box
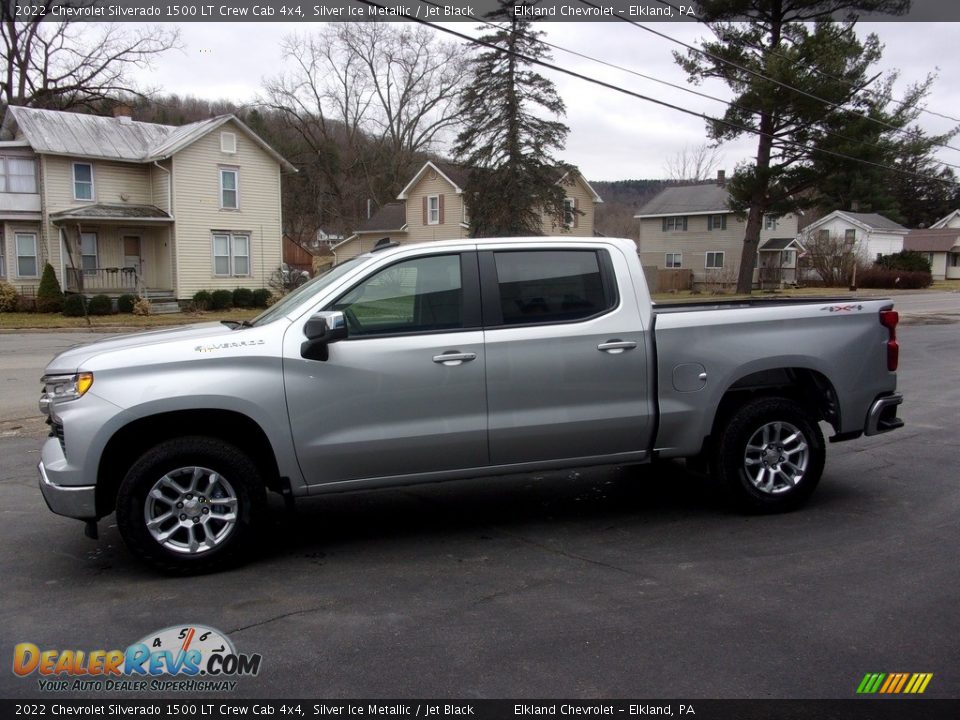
[301,311,347,361]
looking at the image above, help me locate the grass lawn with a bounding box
[0,308,261,331]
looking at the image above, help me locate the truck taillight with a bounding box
[880,310,899,371]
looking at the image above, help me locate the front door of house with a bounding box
[123,235,142,282]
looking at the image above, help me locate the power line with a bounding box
[652,0,960,125]
[388,0,957,187]
[443,3,960,174]
[579,0,960,155]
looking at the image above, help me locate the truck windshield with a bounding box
[248,256,367,327]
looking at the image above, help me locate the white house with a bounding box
[800,211,908,263]
[930,210,960,229]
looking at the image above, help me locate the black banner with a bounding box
[5,0,960,23]
[2,700,959,720]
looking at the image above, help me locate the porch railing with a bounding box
[65,267,139,294]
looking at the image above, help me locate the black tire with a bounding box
[711,397,825,513]
[116,436,266,574]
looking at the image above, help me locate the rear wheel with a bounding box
[712,397,825,513]
[116,437,266,573]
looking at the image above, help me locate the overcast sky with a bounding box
[129,20,960,181]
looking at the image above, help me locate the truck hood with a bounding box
[44,322,235,374]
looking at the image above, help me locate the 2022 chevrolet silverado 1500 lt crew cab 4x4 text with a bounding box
[38,237,904,572]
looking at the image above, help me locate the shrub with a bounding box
[133,298,151,316]
[117,294,137,313]
[877,251,931,273]
[210,289,233,310]
[192,290,212,311]
[0,282,17,313]
[88,294,113,315]
[232,287,254,308]
[857,268,932,289]
[36,263,64,313]
[62,294,87,317]
[251,288,272,308]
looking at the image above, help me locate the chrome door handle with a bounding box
[597,340,637,354]
[432,351,477,366]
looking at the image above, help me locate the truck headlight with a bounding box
[39,372,94,415]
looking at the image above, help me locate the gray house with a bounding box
[634,174,801,287]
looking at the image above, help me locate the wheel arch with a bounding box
[96,409,282,518]
[704,367,840,456]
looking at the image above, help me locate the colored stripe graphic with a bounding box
[857,673,932,694]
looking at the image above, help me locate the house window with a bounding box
[563,198,577,228]
[924,252,934,265]
[0,236,4,277]
[662,216,688,231]
[764,214,778,230]
[844,229,856,243]
[818,229,830,242]
[706,251,725,269]
[665,253,682,268]
[15,233,38,277]
[0,157,37,193]
[427,195,440,225]
[708,214,726,231]
[220,168,239,209]
[80,233,98,274]
[220,132,237,154]
[73,163,94,200]
[212,232,250,276]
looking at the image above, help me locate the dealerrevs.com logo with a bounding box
[13,624,262,692]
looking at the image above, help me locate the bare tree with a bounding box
[663,142,723,182]
[262,24,465,235]
[802,232,867,287]
[1,2,180,110]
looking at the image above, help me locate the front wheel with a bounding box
[712,397,825,513]
[116,437,266,573]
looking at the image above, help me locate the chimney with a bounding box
[850,201,860,212]
[112,103,133,123]
[716,170,726,188]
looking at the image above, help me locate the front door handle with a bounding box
[433,351,477,366]
[597,340,637,354]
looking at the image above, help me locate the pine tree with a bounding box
[36,263,64,313]
[676,0,912,293]
[454,1,571,237]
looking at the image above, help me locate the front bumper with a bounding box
[38,437,96,520]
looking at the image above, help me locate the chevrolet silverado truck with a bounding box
[38,237,904,572]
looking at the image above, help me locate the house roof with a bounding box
[356,202,407,232]
[1,106,296,172]
[803,209,907,235]
[930,209,960,228]
[760,237,803,251]
[397,159,602,202]
[49,204,173,223]
[634,183,730,218]
[903,228,960,253]
[839,211,907,231]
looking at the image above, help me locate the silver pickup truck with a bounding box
[37,237,904,572]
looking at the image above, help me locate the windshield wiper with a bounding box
[220,320,254,329]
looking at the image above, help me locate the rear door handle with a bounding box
[433,351,477,366]
[597,340,637,354]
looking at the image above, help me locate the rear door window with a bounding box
[489,250,616,326]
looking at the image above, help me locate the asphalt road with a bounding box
[0,318,958,701]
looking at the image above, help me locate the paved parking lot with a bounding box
[0,314,958,700]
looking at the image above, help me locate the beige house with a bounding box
[0,106,294,306]
[333,160,602,261]
[635,175,802,287]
